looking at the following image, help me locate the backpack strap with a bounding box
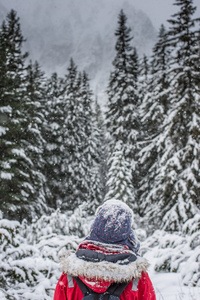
[73,276,91,296]
[104,281,130,299]
[73,276,100,299]
[73,276,133,300]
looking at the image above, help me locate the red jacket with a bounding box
[54,241,156,300]
[54,271,156,300]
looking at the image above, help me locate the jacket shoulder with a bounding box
[54,272,156,300]
[54,273,84,300]
[121,272,156,300]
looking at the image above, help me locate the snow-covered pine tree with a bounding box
[79,73,104,214]
[61,59,90,211]
[146,0,200,231]
[105,140,135,212]
[139,55,149,82]
[138,24,171,218]
[105,9,140,193]
[93,99,108,198]
[0,10,34,221]
[23,60,49,218]
[44,72,66,209]
[87,165,103,215]
[80,71,93,176]
[86,99,106,214]
[67,201,93,237]
[81,71,93,144]
[137,54,150,105]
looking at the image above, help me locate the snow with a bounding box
[96,200,134,225]
[139,224,200,299]
[0,291,6,300]
[0,105,12,113]
[11,148,26,158]
[0,171,14,180]
[98,199,133,215]
[0,212,199,299]
[0,125,7,136]
[145,249,200,300]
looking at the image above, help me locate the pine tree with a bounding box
[0,10,33,221]
[94,99,108,195]
[139,55,149,81]
[138,24,171,217]
[80,73,102,213]
[137,54,150,103]
[86,99,105,214]
[106,10,139,147]
[146,0,200,231]
[105,10,140,198]
[23,60,49,217]
[105,140,135,210]
[61,59,90,211]
[44,72,66,209]
[81,71,93,145]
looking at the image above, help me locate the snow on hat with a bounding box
[86,200,140,253]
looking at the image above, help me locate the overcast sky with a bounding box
[132,0,200,29]
[1,0,199,31]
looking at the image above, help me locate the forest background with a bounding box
[0,0,200,299]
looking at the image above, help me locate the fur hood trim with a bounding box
[60,252,150,282]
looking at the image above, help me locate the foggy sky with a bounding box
[132,0,200,29]
[0,0,199,104]
[1,0,199,30]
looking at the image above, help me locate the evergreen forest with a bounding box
[0,0,200,298]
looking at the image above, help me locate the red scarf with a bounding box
[77,240,132,293]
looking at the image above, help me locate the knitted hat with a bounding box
[86,200,140,254]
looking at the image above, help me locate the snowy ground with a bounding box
[145,249,200,300]
[1,212,199,299]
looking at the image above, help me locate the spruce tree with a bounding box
[146,0,200,231]
[138,24,171,217]
[94,99,108,197]
[23,60,49,217]
[0,10,32,220]
[139,55,149,82]
[137,54,150,104]
[81,71,93,144]
[105,10,140,198]
[80,72,102,213]
[106,10,139,147]
[44,72,66,209]
[86,99,106,214]
[61,59,90,211]
[105,140,135,211]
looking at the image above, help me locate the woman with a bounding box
[54,200,156,299]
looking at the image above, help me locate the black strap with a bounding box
[73,276,130,299]
[73,276,101,299]
[105,281,130,298]
[73,276,93,296]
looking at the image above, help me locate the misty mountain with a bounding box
[0,0,157,103]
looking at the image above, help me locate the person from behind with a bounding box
[54,200,156,299]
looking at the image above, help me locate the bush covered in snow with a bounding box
[0,208,92,299]
[0,209,199,299]
[142,214,200,287]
